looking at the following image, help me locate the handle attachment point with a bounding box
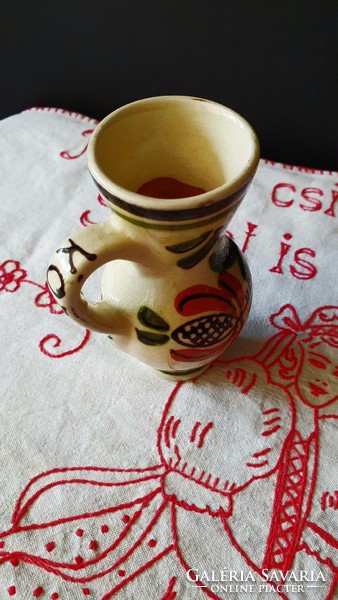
[47,219,141,335]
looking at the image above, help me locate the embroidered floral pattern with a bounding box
[0,260,26,293]
[0,258,90,359]
[0,139,109,361]
[34,282,64,314]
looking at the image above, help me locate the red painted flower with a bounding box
[34,283,64,314]
[0,260,26,293]
[170,270,251,363]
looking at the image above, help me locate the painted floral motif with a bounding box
[170,269,251,364]
[134,259,251,363]
[0,260,27,293]
[135,306,170,346]
[166,228,222,270]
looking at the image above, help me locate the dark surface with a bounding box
[1,0,337,170]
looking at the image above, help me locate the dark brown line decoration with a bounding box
[47,265,65,299]
[94,180,249,222]
[177,292,233,314]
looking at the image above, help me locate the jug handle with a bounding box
[47,218,142,335]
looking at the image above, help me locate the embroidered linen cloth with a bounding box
[0,108,337,600]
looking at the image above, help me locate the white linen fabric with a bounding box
[0,107,337,599]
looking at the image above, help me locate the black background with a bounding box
[1,0,337,170]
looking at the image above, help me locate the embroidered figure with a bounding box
[0,305,336,598]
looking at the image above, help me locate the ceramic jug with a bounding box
[47,96,260,379]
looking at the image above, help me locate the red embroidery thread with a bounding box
[0,259,91,359]
[160,576,177,599]
[0,304,336,597]
[26,107,99,125]
[60,129,94,160]
[263,158,338,176]
[39,330,90,358]
[197,422,213,448]
[321,492,338,511]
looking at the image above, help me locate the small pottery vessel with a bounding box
[47,96,260,379]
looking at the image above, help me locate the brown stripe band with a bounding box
[94,179,250,223]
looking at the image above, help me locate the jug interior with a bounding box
[92,98,256,199]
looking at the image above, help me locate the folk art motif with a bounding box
[0,259,90,358]
[1,113,337,597]
[0,303,337,598]
[46,196,251,377]
[46,97,259,379]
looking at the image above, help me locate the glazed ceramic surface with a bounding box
[47,96,260,379]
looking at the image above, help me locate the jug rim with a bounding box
[87,96,260,221]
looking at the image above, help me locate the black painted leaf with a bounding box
[209,236,251,282]
[237,251,251,281]
[166,231,211,254]
[135,329,170,346]
[137,306,170,331]
[177,228,222,269]
[209,236,238,273]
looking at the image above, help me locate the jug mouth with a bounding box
[87,96,260,226]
